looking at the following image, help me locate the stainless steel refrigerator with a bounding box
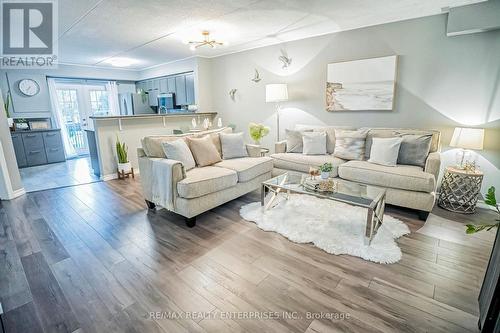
[118,93,155,115]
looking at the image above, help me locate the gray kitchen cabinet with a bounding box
[167,77,176,93]
[148,88,159,106]
[43,131,65,163]
[11,129,65,168]
[152,79,160,90]
[145,80,153,91]
[23,132,47,166]
[159,78,168,93]
[185,73,195,105]
[175,75,187,106]
[11,133,27,168]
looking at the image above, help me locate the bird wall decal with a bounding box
[229,88,237,101]
[251,69,261,83]
[279,49,292,69]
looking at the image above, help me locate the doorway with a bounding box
[55,82,111,157]
[18,79,115,193]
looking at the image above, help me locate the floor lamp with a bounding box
[266,84,288,141]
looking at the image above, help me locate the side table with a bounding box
[438,167,484,214]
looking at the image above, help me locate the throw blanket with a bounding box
[151,158,183,211]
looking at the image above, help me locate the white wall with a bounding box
[205,14,500,192]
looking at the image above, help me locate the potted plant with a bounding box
[249,122,270,145]
[319,163,333,179]
[3,90,13,129]
[116,136,131,173]
[466,186,500,233]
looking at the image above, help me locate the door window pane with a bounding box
[89,90,110,116]
[56,89,87,154]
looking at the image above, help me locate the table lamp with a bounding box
[266,84,288,141]
[449,127,484,168]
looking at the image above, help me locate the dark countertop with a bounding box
[11,128,60,134]
[89,112,217,120]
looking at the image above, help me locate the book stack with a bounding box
[302,178,337,193]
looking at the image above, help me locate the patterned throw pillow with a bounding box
[333,129,367,160]
[397,134,433,167]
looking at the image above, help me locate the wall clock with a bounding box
[18,79,40,97]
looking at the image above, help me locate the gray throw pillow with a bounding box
[302,132,327,155]
[161,139,196,170]
[220,132,248,159]
[333,129,367,160]
[286,129,312,153]
[397,134,432,167]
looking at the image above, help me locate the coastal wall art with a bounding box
[326,55,397,111]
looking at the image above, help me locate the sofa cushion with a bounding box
[220,132,248,159]
[141,127,232,158]
[334,129,367,161]
[295,125,355,154]
[187,135,222,167]
[270,153,345,177]
[177,166,238,199]
[364,128,440,159]
[214,157,273,182]
[338,160,436,193]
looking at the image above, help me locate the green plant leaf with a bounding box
[485,186,497,207]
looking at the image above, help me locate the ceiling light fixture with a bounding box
[103,57,137,67]
[187,31,225,51]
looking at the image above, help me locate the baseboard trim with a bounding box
[12,188,26,198]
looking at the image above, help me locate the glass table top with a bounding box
[262,172,386,208]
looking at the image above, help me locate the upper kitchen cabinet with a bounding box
[175,75,187,106]
[135,71,195,107]
[6,73,52,119]
[185,73,195,105]
[167,77,176,93]
[159,78,168,94]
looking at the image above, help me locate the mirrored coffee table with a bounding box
[261,172,386,245]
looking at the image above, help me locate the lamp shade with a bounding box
[449,127,484,150]
[266,84,288,103]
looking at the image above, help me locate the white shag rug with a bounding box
[240,194,410,264]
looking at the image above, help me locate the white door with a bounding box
[55,83,111,156]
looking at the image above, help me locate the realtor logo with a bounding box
[1,0,58,68]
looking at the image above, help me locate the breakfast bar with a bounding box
[89,112,217,179]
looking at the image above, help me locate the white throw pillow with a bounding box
[368,137,403,167]
[220,132,248,159]
[161,139,196,170]
[302,132,327,155]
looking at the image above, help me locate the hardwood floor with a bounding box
[0,177,496,333]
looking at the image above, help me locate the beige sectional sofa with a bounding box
[138,128,273,227]
[271,127,441,220]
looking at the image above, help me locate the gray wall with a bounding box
[205,14,500,191]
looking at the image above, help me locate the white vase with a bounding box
[321,171,330,179]
[7,118,13,128]
[118,162,131,173]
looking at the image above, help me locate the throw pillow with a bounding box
[302,132,327,155]
[220,132,248,159]
[368,137,403,167]
[186,135,222,167]
[333,129,367,160]
[161,139,196,170]
[286,129,312,153]
[397,134,433,167]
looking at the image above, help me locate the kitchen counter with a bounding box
[11,128,60,133]
[89,112,217,120]
[90,111,218,179]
